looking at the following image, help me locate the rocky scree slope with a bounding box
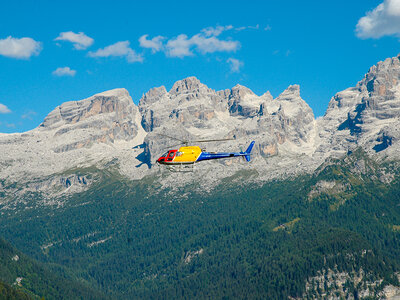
[2,55,400,197]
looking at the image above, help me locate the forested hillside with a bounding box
[0,237,107,299]
[1,149,400,299]
[0,280,31,300]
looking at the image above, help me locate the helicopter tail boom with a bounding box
[243,141,255,162]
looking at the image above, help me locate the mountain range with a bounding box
[2,54,400,199]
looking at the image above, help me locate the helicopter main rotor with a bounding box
[156,133,234,147]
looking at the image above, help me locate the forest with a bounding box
[1,149,400,299]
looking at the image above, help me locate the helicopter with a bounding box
[156,134,255,171]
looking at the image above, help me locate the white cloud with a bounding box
[0,103,11,114]
[88,41,143,63]
[0,36,42,59]
[52,67,76,77]
[201,25,233,37]
[227,58,243,73]
[21,110,37,120]
[139,25,245,58]
[165,31,240,58]
[192,35,239,54]
[356,0,400,38]
[235,27,246,31]
[55,31,94,50]
[165,34,194,57]
[235,25,260,32]
[139,34,165,53]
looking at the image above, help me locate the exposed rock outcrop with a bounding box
[40,88,139,153]
[316,54,400,158]
[138,77,316,170]
[2,54,400,197]
[0,88,147,192]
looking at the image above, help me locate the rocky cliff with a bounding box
[0,88,147,197]
[316,54,400,159]
[41,88,140,153]
[138,77,316,171]
[2,54,400,197]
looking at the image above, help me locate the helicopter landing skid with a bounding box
[166,163,194,173]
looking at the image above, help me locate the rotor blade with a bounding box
[154,133,188,144]
[190,138,235,143]
[161,139,234,152]
[154,133,234,144]
[155,143,183,156]
[164,143,182,150]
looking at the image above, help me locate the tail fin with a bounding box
[244,141,255,162]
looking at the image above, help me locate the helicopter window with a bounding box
[162,152,169,157]
[176,152,183,157]
[168,152,175,158]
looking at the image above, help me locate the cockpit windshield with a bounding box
[162,152,169,157]
[168,151,175,158]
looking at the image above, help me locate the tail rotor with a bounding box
[243,141,255,162]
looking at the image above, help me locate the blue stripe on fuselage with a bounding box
[196,152,243,162]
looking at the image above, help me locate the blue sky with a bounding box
[1,0,399,133]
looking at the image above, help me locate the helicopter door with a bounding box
[166,150,177,162]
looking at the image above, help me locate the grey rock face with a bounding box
[317,55,400,158]
[139,86,168,132]
[138,77,228,134]
[3,54,400,198]
[39,88,139,153]
[269,85,315,146]
[138,77,316,169]
[169,76,212,96]
[228,84,271,118]
[0,88,147,198]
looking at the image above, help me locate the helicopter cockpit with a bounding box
[157,150,177,164]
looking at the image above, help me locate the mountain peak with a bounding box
[231,84,256,96]
[261,91,273,100]
[277,84,301,100]
[139,86,167,107]
[360,55,400,96]
[169,76,209,95]
[40,88,136,130]
[94,88,130,99]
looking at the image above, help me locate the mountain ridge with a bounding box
[2,54,400,197]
